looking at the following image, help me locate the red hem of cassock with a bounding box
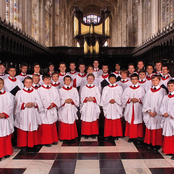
[0,135,13,158]
[17,129,39,147]
[144,127,162,146]
[59,121,78,140]
[104,118,123,137]
[125,104,143,138]
[162,135,174,154]
[81,120,99,136]
[39,122,58,145]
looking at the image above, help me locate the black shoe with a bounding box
[153,145,160,151]
[105,137,109,141]
[171,155,174,160]
[91,136,96,139]
[0,158,2,161]
[84,136,88,139]
[4,155,10,158]
[52,142,58,145]
[147,145,152,150]
[21,147,27,152]
[59,140,63,142]
[128,138,133,143]
[114,137,119,141]
[44,144,51,147]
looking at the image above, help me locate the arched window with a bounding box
[83,14,100,24]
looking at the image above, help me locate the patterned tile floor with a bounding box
[0,136,174,174]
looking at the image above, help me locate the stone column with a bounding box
[39,0,45,45]
[0,0,6,20]
[127,0,133,46]
[137,0,143,46]
[151,0,158,35]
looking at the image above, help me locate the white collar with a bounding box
[21,72,27,75]
[0,89,4,93]
[34,73,40,75]
[87,84,94,87]
[103,73,108,76]
[0,73,5,76]
[24,87,32,91]
[52,81,59,84]
[64,84,71,88]
[152,85,160,90]
[33,83,40,87]
[131,83,139,87]
[9,76,16,80]
[43,84,51,88]
[109,83,117,86]
[94,68,99,71]
[170,91,174,95]
[121,78,128,82]
[162,74,169,78]
[139,78,146,82]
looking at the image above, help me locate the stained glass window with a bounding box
[83,14,100,24]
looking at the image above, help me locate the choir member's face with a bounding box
[0,65,6,74]
[128,65,135,74]
[52,74,59,82]
[137,62,144,70]
[146,66,154,75]
[64,77,71,86]
[69,63,76,71]
[102,66,108,74]
[131,77,139,85]
[0,80,4,90]
[87,67,94,74]
[93,61,99,68]
[79,65,85,73]
[87,76,94,84]
[155,63,162,71]
[20,66,28,74]
[162,67,169,75]
[109,77,116,84]
[24,79,33,88]
[49,65,54,72]
[115,64,120,71]
[59,64,66,73]
[121,72,127,79]
[33,76,40,84]
[43,78,51,85]
[168,83,174,93]
[151,77,160,86]
[34,65,40,74]
[8,68,16,77]
[139,72,146,80]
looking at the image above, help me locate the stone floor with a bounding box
[0,136,174,174]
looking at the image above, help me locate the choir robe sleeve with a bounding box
[33,90,44,112]
[15,90,24,116]
[122,88,131,108]
[51,88,61,108]
[142,90,152,113]
[160,96,168,116]
[72,88,80,107]
[18,80,24,90]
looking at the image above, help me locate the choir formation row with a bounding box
[0,60,174,161]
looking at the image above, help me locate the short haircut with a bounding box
[33,62,40,70]
[87,73,95,79]
[162,64,169,70]
[120,69,128,75]
[93,59,99,63]
[102,64,108,68]
[109,74,116,79]
[138,70,146,74]
[151,75,161,81]
[32,74,40,78]
[0,63,6,67]
[48,62,54,67]
[63,75,72,81]
[167,79,174,85]
[7,65,16,71]
[86,65,94,70]
[155,61,162,65]
[115,62,121,66]
[52,71,59,76]
[146,64,154,69]
[24,76,33,83]
[79,63,86,66]
[42,73,51,80]
[0,78,4,84]
[128,63,135,68]
[20,62,28,68]
[130,73,139,80]
[59,62,66,67]
[137,60,144,64]
[69,62,76,65]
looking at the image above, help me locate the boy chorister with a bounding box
[0,78,14,161]
[138,70,152,92]
[67,62,79,80]
[48,62,55,76]
[128,63,135,79]
[16,63,30,83]
[101,74,123,140]
[51,72,60,90]
[58,75,79,141]
[32,63,44,86]
[142,75,166,150]
[113,62,121,81]
[136,60,144,74]
[160,64,172,93]
[93,59,103,78]
[58,62,68,88]
[15,77,43,151]
[122,74,145,143]
[4,66,24,96]
[146,64,154,83]
[32,74,41,90]
[98,65,110,89]
[73,63,86,89]
[80,74,101,138]
[160,79,174,160]
[154,61,162,76]
[0,63,9,79]
[117,69,131,91]
[38,74,60,146]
